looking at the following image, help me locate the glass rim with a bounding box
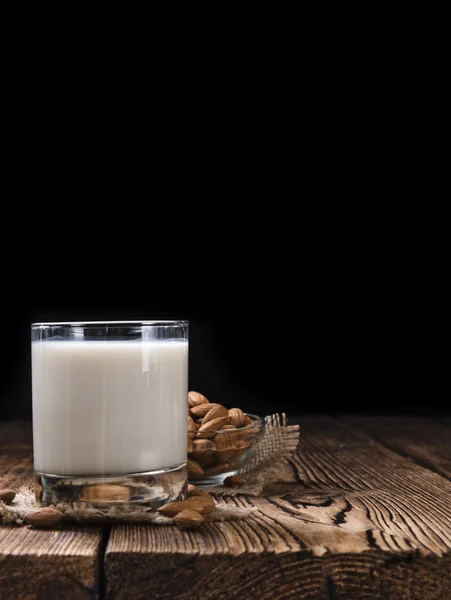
[31,320,188,329]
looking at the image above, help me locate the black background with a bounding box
[0,219,444,422]
[0,57,444,421]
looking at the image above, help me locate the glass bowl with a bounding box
[187,413,265,486]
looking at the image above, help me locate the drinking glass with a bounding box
[31,321,188,510]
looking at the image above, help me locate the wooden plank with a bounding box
[0,526,102,600]
[343,416,451,479]
[0,422,103,600]
[288,417,451,555]
[0,421,33,485]
[105,521,451,600]
[105,417,451,600]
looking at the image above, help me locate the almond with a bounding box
[188,416,197,439]
[187,483,198,496]
[188,487,210,498]
[192,439,216,453]
[0,489,16,503]
[197,455,214,467]
[224,475,247,487]
[242,415,254,427]
[213,431,238,450]
[190,403,221,418]
[158,500,205,517]
[215,449,235,463]
[203,462,233,476]
[187,438,194,453]
[174,509,204,530]
[239,427,258,442]
[188,391,209,407]
[228,408,245,427]
[187,493,215,514]
[80,484,130,502]
[191,439,216,465]
[197,417,229,438]
[201,404,228,425]
[24,507,65,527]
[218,427,239,443]
[193,444,215,467]
[187,459,204,478]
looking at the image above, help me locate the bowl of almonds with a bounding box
[187,391,265,485]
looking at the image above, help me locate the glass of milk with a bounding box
[31,321,189,511]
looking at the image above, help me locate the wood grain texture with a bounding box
[2,419,450,599]
[105,417,451,600]
[0,422,103,600]
[0,421,33,488]
[343,416,451,479]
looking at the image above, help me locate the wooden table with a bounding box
[1,417,450,600]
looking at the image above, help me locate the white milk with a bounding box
[32,340,188,476]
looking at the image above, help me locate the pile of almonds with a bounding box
[157,484,214,529]
[187,391,260,480]
[159,478,245,530]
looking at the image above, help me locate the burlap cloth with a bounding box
[0,414,299,526]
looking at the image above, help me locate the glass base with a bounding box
[35,463,187,512]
